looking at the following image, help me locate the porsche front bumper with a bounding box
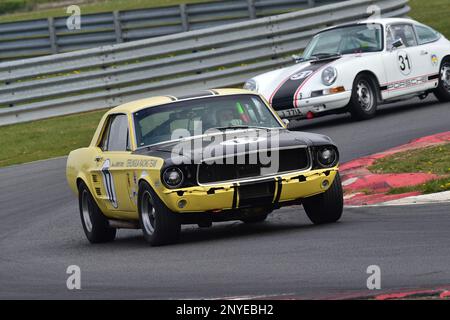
[276,91,351,119]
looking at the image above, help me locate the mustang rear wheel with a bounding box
[78,182,116,243]
[138,181,181,246]
[434,60,450,102]
[302,173,343,225]
[348,74,378,120]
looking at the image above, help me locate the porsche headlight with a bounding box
[243,79,258,92]
[162,167,184,188]
[316,146,338,168]
[321,67,337,86]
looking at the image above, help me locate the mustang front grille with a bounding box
[197,147,310,184]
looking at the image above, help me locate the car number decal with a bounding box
[397,51,412,75]
[101,159,118,208]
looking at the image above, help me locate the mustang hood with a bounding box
[134,128,335,166]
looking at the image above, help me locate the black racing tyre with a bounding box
[138,181,181,246]
[348,74,378,120]
[241,214,268,224]
[434,59,450,102]
[302,173,344,225]
[78,182,116,243]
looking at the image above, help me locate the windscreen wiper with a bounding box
[310,52,341,60]
[213,125,276,131]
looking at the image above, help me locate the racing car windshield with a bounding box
[303,24,383,59]
[133,94,283,148]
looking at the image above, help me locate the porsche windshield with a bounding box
[303,24,383,59]
[133,94,283,148]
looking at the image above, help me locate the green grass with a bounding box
[0,109,105,167]
[369,144,450,175]
[369,143,450,194]
[0,0,215,23]
[409,0,450,38]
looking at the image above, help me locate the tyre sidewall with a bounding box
[78,182,116,243]
[349,74,378,120]
[435,60,450,102]
[138,182,181,246]
[303,173,344,224]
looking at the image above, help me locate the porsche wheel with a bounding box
[348,75,378,120]
[138,182,181,246]
[302,173,343,225]
[78,182,116,243]
[434,59,450,102]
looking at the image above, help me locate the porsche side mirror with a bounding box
[292,54,303,64]
[391,38,404,51]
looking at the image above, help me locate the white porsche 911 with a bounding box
[244,18,450,121]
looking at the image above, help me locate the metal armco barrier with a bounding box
[0,0,333,61]
[0,0,410,126]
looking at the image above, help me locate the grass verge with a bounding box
[0,109,105,167]
[409,0,450,39]
[0,0,214,23]
[369,143,450,194]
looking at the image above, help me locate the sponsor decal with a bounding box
[431,54,439,66]
[382,75,432,91]
[126,159,158,168]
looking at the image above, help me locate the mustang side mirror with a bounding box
[292,54,303,64]
[391,38,404,51]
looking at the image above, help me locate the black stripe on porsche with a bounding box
[428,73,440,80]
[232,183,238,209]
[274,178,282,203]
[271,61,329,109]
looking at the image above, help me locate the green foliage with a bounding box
[0,0,27,15]
[0,109,105,167]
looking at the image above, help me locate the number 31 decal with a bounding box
[397,51,412,75]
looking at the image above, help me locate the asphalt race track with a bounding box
[1,97,449,299]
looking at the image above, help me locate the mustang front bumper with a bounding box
[158,168,338,213]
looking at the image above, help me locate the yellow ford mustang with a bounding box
[67,89,343,246]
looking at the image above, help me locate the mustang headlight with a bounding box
[321,67,337,86]
[316,146,338,168]
[243,79,258,92]
[162,167,184,188]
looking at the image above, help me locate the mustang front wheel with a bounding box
[302,173,343,225]
[78,182,116,243]
[348,75,378,120]
[434,59,450,102]
[138,182,181,246]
